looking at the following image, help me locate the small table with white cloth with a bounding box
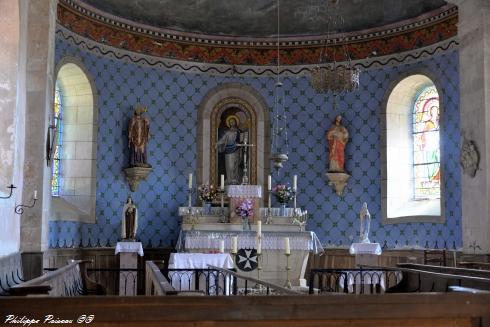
[349,242,382,267]
[115,241,144,296]
[168,253,234,295]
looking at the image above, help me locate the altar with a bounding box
[178,205,322,287]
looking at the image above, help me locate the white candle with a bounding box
[219,240,225,253]
[268,175,272,191]
[257,221,262,235]
[33,190,38,200]
[284,237,290,254]
[231,236,238,254]
[220,174,225,190]
[256,238,262,254]
[188,173,193,189]
[293,175,297,191]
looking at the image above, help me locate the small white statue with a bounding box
[359,202,371,243]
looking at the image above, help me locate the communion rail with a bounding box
[145,261,299,296]
[391,263,490,292]
[9,260,104,296]
[309,268,403,294]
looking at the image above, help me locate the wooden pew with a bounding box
[389,263,490,293]
[9,260,104,296]
[0,253,25,295]
[0,293,489,326]
[145,261,204,296]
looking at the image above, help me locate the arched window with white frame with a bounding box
[51,59,98,223]
[382,74,443,224]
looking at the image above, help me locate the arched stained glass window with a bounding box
[412,86,440,199]
[51,82,63,196]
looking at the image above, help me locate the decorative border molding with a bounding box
[57,0,458,69]
[56,26,459,77]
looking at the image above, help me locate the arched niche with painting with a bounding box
[197,83,270,200]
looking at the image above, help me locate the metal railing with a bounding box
[309,268,403,294]
[160,265,300,296]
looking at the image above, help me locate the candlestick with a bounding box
[284,237,290,255]
[188,173,193,189]
[219,239,225,253]
[231,236,238,254]
[284,253,292,289]
[220,174,225,190]
[256,238,261,254]
[256,252,264,290]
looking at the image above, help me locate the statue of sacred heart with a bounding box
[236,248,258,271]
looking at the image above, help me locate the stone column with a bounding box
[453,0,490,253]
[19,0,57,264]
[0,0,21,256]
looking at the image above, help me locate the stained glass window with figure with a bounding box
[51,82,63,196]
[412,86,440,199]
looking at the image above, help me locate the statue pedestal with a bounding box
[123,167,152,192]
[115,242,144,295]
[349,242,382,267]
[325,172,350,196]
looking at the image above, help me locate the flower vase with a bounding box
[280,203,287,216]
[203,202,212,215]
[241,216,251,231]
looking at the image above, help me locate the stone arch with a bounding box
[197,83,270,198]
[381,70,445,224]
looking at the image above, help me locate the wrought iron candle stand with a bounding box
[284,253,292,289]
[15,197,37,215]
[0,184,16,200]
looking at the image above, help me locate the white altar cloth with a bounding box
[349,242,382,255]
[177,230,323,254]
[168,253,233,294]
[115,241,144,256]
[227,185,262,198]
[169,253,233,269]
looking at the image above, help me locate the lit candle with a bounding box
[256,237,262,254]
[293,175,297,191]
[231,236,238,254]
[284,237,290,254]
[268,175,272,191]
[188,173,193,189]
[33,190,38,200]
[220,174,225,190]
[219,240,225,253]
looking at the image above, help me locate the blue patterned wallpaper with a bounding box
[49,35,461,250]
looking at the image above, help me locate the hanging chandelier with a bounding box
[310,1,360,94]
[271,0,289,171]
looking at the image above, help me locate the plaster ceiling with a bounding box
[79,0,448,37]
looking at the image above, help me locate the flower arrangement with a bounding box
[272,184,294,204]
[198,184,218,203]
[235,198,254,218]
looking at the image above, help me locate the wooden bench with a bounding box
[9,260,104,296]
[145,261,204,296]
[0,252,25,295]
